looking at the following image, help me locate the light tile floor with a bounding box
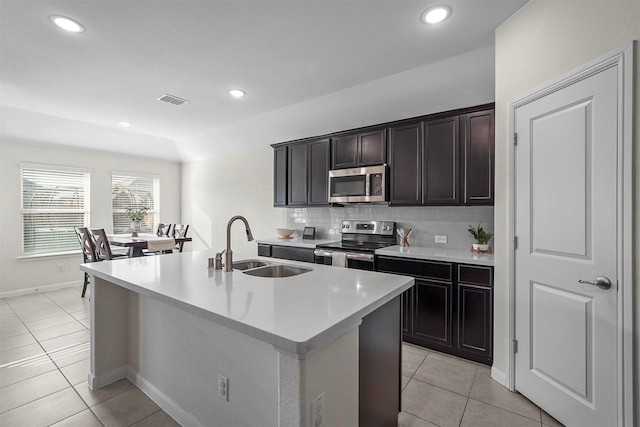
[0,286,178,427]
[399,342,564,427]
[1,285,564,427]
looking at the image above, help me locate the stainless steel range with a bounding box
[314,220,396,270]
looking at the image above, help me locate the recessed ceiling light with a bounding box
[49,15,85,33]
[228,89,246,98]
[421,6,451,24]
[118,121,131,127]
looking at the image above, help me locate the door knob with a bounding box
[578,276,612,290]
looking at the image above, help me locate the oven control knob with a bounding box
[345,224,350,229]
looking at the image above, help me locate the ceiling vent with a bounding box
[157,94,189,106]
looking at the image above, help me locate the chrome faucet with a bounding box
[225,215,254,272]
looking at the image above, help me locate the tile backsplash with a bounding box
[286,206,494,250]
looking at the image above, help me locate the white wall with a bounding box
[0,139,181,296]
[181,145,286,258]
[494,0,639,417]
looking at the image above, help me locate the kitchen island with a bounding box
[80,250,413,426]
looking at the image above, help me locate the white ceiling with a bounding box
[0,0,528,162]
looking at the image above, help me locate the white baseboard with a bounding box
[88,366,202,426]
[129,371,204,427]
[0,280,83,299]
[88,366,129,390]
[491,366,509,388]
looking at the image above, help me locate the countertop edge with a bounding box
[375,245,494,266]
[81,260,413,357]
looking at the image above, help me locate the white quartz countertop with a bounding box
[375,245,494,266]
[256,238,338,248]
[80,250,413,356]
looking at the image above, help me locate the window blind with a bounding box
[112,174,159,234]
[21,166,90,255]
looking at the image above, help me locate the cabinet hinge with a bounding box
[513,133,518,146]
[513,339,518,353]
[514,236,518,250]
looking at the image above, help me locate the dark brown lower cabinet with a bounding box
[413,279,453,348]
[456,283,492,357]
[377,256,493,365]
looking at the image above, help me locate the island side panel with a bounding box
[278,325,360,427]
[133,294,280,427]
[359,295,401,426]
[89,276,132,389]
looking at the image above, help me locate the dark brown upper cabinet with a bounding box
[331,128,386,169]
[359,129,387,166]
[273,103,493,207]
[389,105,494,206]
[273,146,287,207]
[331,134,358,169]
[307,138,331,206]
[423,116,460,205]
[272,138,330,207]
[462,109,494,205]
[388,122,422,205]
[287,142,308,206]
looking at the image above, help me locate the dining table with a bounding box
[108,233,192,257]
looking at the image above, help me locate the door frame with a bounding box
[508,42,635,426]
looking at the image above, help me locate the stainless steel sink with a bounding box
[242,264,313,278]
[232,259,270,271]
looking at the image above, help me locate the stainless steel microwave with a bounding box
[328,165,387,203]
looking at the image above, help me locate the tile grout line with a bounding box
[41,289,117,426]
[400,351,439,426]
[1,298,50,368]
[457,364,479,426]
[404,350,545,426]
[3,292,108,427]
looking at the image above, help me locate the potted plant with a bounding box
[468,223,493,251]
[125,207,149,236]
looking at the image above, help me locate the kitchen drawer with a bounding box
[377,256,452,282]
[270,245,315,263]
[257,243,271,257]
[458,265,492,287]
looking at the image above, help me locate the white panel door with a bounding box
[514,64,619,426]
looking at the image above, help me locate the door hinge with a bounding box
[514,236,518,249]
[513,339,518,353]
[513,133,518,146]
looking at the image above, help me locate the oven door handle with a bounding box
[314,249,334,257]
[345,253,374,262]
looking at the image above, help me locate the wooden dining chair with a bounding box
[142,223,174,255]
[74,227,99,298]
[156,223,172,237]
[172,224,189,252]
[90,228,129,261]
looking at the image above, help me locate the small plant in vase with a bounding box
[125,207,149,237]
[468,223,493,252]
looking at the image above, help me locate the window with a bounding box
[112,174,159,234]
[21,165,90,256]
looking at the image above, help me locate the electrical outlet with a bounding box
[311,392,325,427]
[435,235,447,244]
[56,264,65,272]
[218,374,229,402]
